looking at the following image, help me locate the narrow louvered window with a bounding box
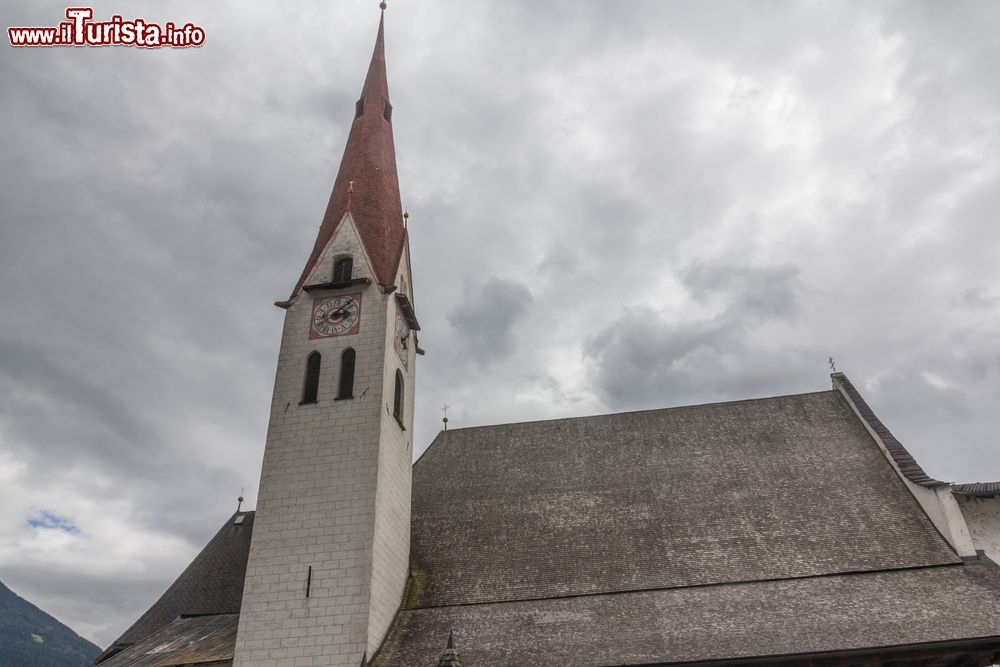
[338,348,356,399]
[333,256,353,283]
[355,98,365,119]
[383,100,393,122]
[393,369,404,423]
[302,352,321,404]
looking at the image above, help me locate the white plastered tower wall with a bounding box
[367,244,416,656]
[234,212,415,667]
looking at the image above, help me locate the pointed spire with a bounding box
[361,10,389,106]
[291,8,406,297]
[436,631,463,667]
[360,652,368,667]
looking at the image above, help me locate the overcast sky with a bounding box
[2,0,999,648]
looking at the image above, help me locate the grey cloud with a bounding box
[857,362,1000,482]
[680,262,803,319]
[447,278,533,366]
[584,262,807,408]
[583,303,817,411]
[2,0,1000,650]
[957,286,999,311]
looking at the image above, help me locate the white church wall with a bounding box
[956,495,1000,563]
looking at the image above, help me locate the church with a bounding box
[94,8,1000,667]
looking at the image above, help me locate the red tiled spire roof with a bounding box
[291,10,406,296]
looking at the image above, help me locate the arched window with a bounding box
[393,369,404,423]
[302,352,321,404]
[333,256,353,283]
[338,348,356,399]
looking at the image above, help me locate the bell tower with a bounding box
[234,7,418,665]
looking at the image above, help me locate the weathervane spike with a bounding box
[442,403,450,431]
[828,357,837,373]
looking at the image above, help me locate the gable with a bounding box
[301,211,377,289]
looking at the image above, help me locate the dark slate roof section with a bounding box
[410,391,959,609]
[953,482,1000,496]
[372,561,1000,667]
[831,372,944,487]
[99,512,254,660]
[98,614,238,667]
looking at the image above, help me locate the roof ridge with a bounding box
[424,388,837,438]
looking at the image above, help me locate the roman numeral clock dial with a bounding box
[310,294,362,339]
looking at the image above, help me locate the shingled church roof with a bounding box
[99,380,1000,666]
[405,389,957,610]
[374,561,1000,665]
[954,481,1000,497]
[367,386,1000,665]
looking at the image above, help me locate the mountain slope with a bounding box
[0,579,100,667]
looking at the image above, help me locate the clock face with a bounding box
[394,314,409,368]
[310,294,362,339]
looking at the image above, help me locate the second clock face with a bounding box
[394,314,409,368]
[311,294,362,338]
